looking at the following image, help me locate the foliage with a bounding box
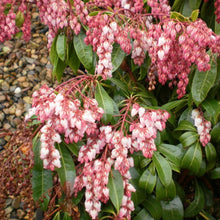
[0,0,220,219]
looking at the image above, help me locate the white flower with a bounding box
[52,158,61,168]
[158,37,166,46]
[82,110,95,123]
[158,50,165,60]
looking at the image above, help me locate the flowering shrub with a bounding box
[0,0,220,219]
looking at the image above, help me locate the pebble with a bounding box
[0,112,5,121]
[14,87,22,94]
[12,197,21,209]
[1,81,10,91]
[0,94,6,102]
[23,96,32,104]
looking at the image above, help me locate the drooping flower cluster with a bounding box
[191,109,212,147]
[74,102,170,219]
[25,84,104,170]
[74,159,111,219]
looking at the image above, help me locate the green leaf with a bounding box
[142,195,162,220]
[156,178,176,201]
[15,11,24,27]
[202,99,220,125]
[170,12,189,22]
[210,167,220,179]
[152,152,172,187]
[184,181,205,217]
[190,9,199,21]
[56,35,66,62]
[112,44,125,72]
[161,99,187,111]
[50,36,58,66]
[53,212,60,220]
[134,209,154,220]
[211,122,220,143]
[189,0,202,10]
[192,58,217,105]
[201,0,215,30]
[67,41,80,74]
[32,169,53,211]
[139,169,157,194]
[138,55,151,81]
[55,143,76,198]
[107,170,124,213]
[205,143,217,171]
[74,32,94,73]
[179,131,199,148]
[161,196,184,220]
[175,120,196,132]
[63,212,72,220]
[64,141,81,157]
[157,144,184,168]
[53,58,66,82]
[171,0,184,12]
[32,137,43,170]
[95,82,114,123]
[108,78,129,96]
[181,141,202,174]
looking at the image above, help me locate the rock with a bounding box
[17,209,26,219]
[12,196,21,209]
[3,123,11,130]
[15,109,23,117]
[13,117,22,126]
[0,138,6,147]
[1,81,10,91]
[40,57,48,64]
[9,105,16,115]
[10,86,16,93]
[3,108,10,115]
[5,198,13,206]
[17,76,26,83]
[4,206,13,215]
[0,112,5,121]
[22,82,30,88]
[0,94,6,102]
[23,96,32,104]
[14,87,22,94]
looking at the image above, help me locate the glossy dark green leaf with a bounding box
[196,159,206,177]
[64,141,81,157]
[189,0,202,10]
[133,209,154,220]
[192,58,217,105]
[95,82,114,123]
[210,167,220,179]
[32,169,53,211]
[181,141,202,174]
[211,122,220,143]
[175,120,196,132]
[107,170,124,213]
[32,136,43,170]
[139,169,157,194]
[55,143,76,198]
[201,0,215,30]
[50,36,58,66]
[178,107,194,124]
[156,178,176,201]
[161,99,187,111]
[112,44,125,72]
[190,9,199,21]
[142,195,162,220]
[138,55,151,81]
[53,58,66,82]
[63,212,72,220]
[108,78,129,96]
[179,131,199,148]
[74,32,94,73]
[157,144,184,168]
[152,152,172,187]
[161,196,184,220]
[184,181,205,217]
[56,35,66,61]
[205,143,217,171]
[67,41,80,74]
[171,0,184,11]
[202,99,220,125]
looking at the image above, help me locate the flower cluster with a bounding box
[191,109,212,147]
[25,85,104,170]
[74,159,111,219]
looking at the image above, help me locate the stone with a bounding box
[13,117,22,126]
[17,209,26,219]
[5,198,13,206]
[3,108,9,114]
[1,81,10,91]
[22,82,30,88]
[0,111,5,121]
[15,109,23,117]
[3,123,11,130]
[0,94,6,102]
[4,206,13,215]
[12,196,21,209]
[9,105,16,114]
[17,76,26,82]
[0,138,6,147]
[23,96,32,104]
[14,87,22,94]
[40,57,48,64]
